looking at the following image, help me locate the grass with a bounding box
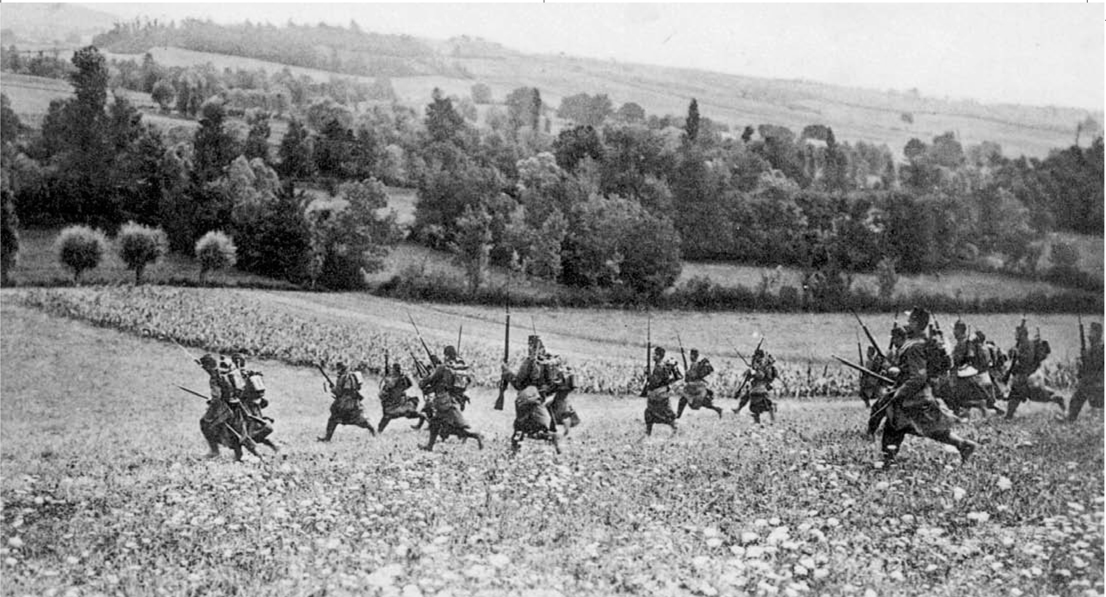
[1,302,1102,596]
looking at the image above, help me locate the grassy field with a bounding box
[1,302,1102,596]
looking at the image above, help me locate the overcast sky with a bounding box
[76,2,1105,111]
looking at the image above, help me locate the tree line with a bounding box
[1,46,1101,301]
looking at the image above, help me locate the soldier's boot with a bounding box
[232,445,244,462]
[752,413,761,425]
[550,431,562,454]
[412,412,428,430]
[377,417,390,434]
[676,398,687,419]
[317,420,338,442]
[420,430,439,452]
[768,407,777,424]
[957,439,978,464]
[1004,399,1020,420]
[645,422,654,437]
[881,444,899,467]
[204,438,221,459]
[709,405,723,418]
[670,421,680,436]
[471,432,485,450]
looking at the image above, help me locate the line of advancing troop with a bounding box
[179,307,1103,468]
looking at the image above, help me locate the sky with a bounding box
[64,1,1106,111]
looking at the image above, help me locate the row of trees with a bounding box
[3,45,1101,298]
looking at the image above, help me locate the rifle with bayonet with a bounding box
[732,337,764,411]
[407,312,436,364]
[850,309,886,361]
[1079,315,1087,377]
[639,312,652,398]
[494,301,510,411]
[676,331,689,375]
[316,363,336,396]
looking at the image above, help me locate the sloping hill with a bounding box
[0,3,118,46]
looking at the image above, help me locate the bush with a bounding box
[55,225,108,284]
[195,230,237,284]
[116,221,168,284]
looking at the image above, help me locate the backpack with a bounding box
[447,359,473,391]
[544,356,576,391]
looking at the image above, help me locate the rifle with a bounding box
[385,349,390,375]
[646,312,652,377]
[177,385,210,400]
[494,301,510,411]
[856,330,864,365]
[315,364,335,394]
[850,309,886,361]
[1079,315,1087,376]
[832,355,895,385]
[457,325,463,353]
[733,337,765,409]
[173,339,202,367]
[407,312,436,364]
[676,331,689,374]
[410,351,430,379]
[732,344,751,367]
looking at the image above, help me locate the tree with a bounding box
[55,225,107,284]
[506,86,542,132]
[425,87,466,145]
[116,221,168,284]
[471,82,493,104]
[1,190,19,285]
[278,118,315,179]
[451,204,493,295]
[243,111,271,162]
[556,93,612,128]
[1,94,22,144]
[876,257,898,301]
[684,98,700,143]
[552,125,604,172]
[306,179,399,289]
[195,230,237,284]
[614,102,646,124]
[151,79,175,112]
[193,98,239,183]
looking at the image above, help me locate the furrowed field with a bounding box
[1,290,1103,596]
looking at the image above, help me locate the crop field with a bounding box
[1,298,1103,597]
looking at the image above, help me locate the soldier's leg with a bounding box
[317,418,338,442]
[768,402,777,423]
[645,421,654,436]
[354,416,377,436]
[676,396,688,419]
[201,423,221,458]
[378,415,391,433]
[421,422,440,451]
[669,419,679,435]
[880,425,908,464]
[929,430,978,463]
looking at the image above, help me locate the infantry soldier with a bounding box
[677,348,723,418]
[1068,322,1103,422]
[377,363,426,433]
[419,346,484,451]
[969,331,1004,415]
[199,353,236,458]
[1004,320,1064,419]
[642,347,682,436]
[735,348,779,424]
[317,362,377,442]
[230,353,278,451]
[940,320,1001,417]
[502,335,562,452]
[543,351,580,434]
[880,307,979,466]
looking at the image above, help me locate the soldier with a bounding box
[1004,320,1064,419]
[677,348,723,418]
[502,335,562,453]
[880,307,979,466]
[543,351,580,435]
[1068,322,1103,422]
[735,348,779,424]
[969,332,1004,415]
[377,363,426,433]
[230,353,278,451]
[413,354,441,430]
[419,346,484,451]
[859,345,886,410]
[643,347,683,436]
[940,319,997,417]
[198,353,235,459]
[317,362,377,442]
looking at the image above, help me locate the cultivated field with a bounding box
[1,301,1102,596]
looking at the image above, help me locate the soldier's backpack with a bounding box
[243,371,266,400]
[544,355,576,391]
[447,359,473,392]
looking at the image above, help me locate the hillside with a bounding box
[0,3,117,47]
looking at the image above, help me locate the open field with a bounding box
[0,73,155,127]
[1,301,1103,596]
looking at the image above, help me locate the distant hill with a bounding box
[0,3,118,47]
[3,4,1101,159]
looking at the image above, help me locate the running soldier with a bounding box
[230,353,278,451]
[317,362,377,442]
[940,320,1001,417]
[199,354,236,458]
[502,335,562,453]
[735,348,779,425]
[880,308,979,466]
[1004,320,1064,419]
[677,348,723,418]
[419,346,484,451]
[377,363,426,433]
[543,351,580,435]
[642,347,682,436]
[1068,322,1103,422]
[969,332,1004,415]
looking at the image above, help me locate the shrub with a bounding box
[55,225,107,284]
[116,221,168,285]
[195,230,237,284]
